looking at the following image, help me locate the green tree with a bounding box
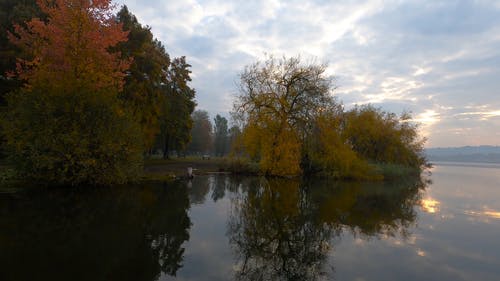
[187,110,213,155]
[115,6,171,149]
[157,56,196,159]
[2,0,143,185]
[0,0,42,157]
[213,114,228,157]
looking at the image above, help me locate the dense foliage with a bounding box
[233,56,426,179]
[0,0,42,157]
[1,0,196,185]
[1,1,425,184]
[2,0,142,185]
[156,56,196,158]
[115,6,170,149]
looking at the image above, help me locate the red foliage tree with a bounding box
[3,0,143,185]
[9,0,130,93]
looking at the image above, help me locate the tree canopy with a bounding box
[156,56,196,158]
[0,1,198,185]
[0,1,426,184]
[232,56,426,179]
[2,0,142,185]
[116,6,171,149]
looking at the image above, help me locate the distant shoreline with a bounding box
[430,161,500,169]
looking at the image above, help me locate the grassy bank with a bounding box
[221,157,425,181]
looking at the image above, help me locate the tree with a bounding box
[213,114,228,157]
[233,56,427,178]
[115,6,171,149]
[307,107,378,179]
[157,56,196,159]
[343,105,426,168]
[0,0,42,103]
[234,56,336,176]
[2,0,142,185]
[228,125,242,155]
[0,0,42,158]
[187,110,212,155]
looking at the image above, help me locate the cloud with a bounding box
[118,0,500,147]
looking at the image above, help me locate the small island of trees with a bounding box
[229,56,427,179]
[0,0,427,186]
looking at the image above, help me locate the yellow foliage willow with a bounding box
[242,119,302,176]
[233,56,427,179]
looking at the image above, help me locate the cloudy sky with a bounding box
[118,0,500,147]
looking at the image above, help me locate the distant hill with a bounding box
[425,146,500,163]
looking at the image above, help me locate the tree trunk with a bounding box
[163,135,170,160]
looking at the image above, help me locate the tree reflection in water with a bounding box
[227,176,427,281]
[0,182,191,281]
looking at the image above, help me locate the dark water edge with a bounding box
[1,164,500,281]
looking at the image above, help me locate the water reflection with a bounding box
[0,175,429,281]
[465,209,500,220]
[227,176,427,280]
[421,198,440,214]
[0,182,191,281]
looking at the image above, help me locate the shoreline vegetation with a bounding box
[0,0,427,187]
[1,157,426,188]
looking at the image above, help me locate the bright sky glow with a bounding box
[118,0,500,147]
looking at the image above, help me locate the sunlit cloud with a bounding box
[119,0,500,146]
[455,110,500,120]
[414,110,440,126]
[413,66,432,76]
[363,77,423,103]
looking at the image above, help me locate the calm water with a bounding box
[1,163,500,281]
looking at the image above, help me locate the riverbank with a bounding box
[1,157,425,186]
[143,157,228,180]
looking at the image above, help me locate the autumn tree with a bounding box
[343,105,426,168]
[0,0,42,157]
[234,56,336,176]
[2,0,142,185]
[187,110,213,155]
[213,114,228,157]
[0,0,42,103]
[233,56,427,179]
[307,107,378,179]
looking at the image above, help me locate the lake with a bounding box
[1,163,499,280]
